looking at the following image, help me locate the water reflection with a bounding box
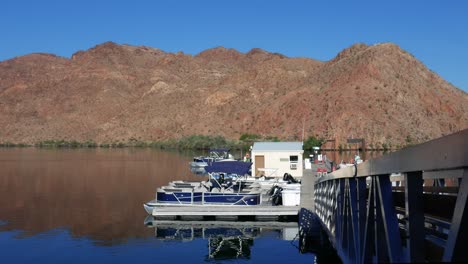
[0,148,384,245]
[0,148,204,244]
[0,148,340,263]
[144,217,300,262]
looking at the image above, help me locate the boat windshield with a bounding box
[208,148,230,159]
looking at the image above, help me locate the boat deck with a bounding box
[150,204,299,217]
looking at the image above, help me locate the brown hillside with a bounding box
[0,42,467,147]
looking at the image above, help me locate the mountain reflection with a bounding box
[0,148,204,245]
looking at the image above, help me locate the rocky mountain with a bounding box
[0,42,467,148]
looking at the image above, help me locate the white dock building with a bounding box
[251,142,304,178]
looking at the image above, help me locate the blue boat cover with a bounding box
[204,161,252,175]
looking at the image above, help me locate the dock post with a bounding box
[300,168,315,211]
[348,177,361,264]
[376,175,403,262]
[405,171,425,262]
[357,177,366,264]
[443,169,468,262]
[362,176,375,263]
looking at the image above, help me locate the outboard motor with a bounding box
[268,185,283,206]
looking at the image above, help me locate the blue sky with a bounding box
[2,0,468,91]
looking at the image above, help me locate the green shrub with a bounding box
[239,133,261,142]
[303,136,324,151]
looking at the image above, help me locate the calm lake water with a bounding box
[0,148,346,263]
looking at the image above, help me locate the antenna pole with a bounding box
[302,117,305,142]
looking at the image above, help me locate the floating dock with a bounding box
[145,218,299,229]
[149,204,300,220]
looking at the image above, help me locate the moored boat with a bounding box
[144,189,262,215]
[144,162,261,215]
[206,162,302,206]
[190,148,236,167]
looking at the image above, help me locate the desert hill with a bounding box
[0,42,467,148]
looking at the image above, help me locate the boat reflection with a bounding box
[144,216,299,261]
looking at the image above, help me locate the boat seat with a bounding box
[162,188,193,192]
[239,190,259,194]
[172,184,195,188]
[222,188,234,193]
[161,188,184,192]
[193,186,208,192]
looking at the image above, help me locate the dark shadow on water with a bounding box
[298,227,342,264]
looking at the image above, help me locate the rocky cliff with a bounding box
[0,42,467,147]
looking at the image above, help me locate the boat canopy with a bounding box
[205,161,252,176]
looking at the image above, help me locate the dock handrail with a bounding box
[312,128,468,263]
[316,128,467,183]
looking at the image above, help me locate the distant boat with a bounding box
[190,148,236,167]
